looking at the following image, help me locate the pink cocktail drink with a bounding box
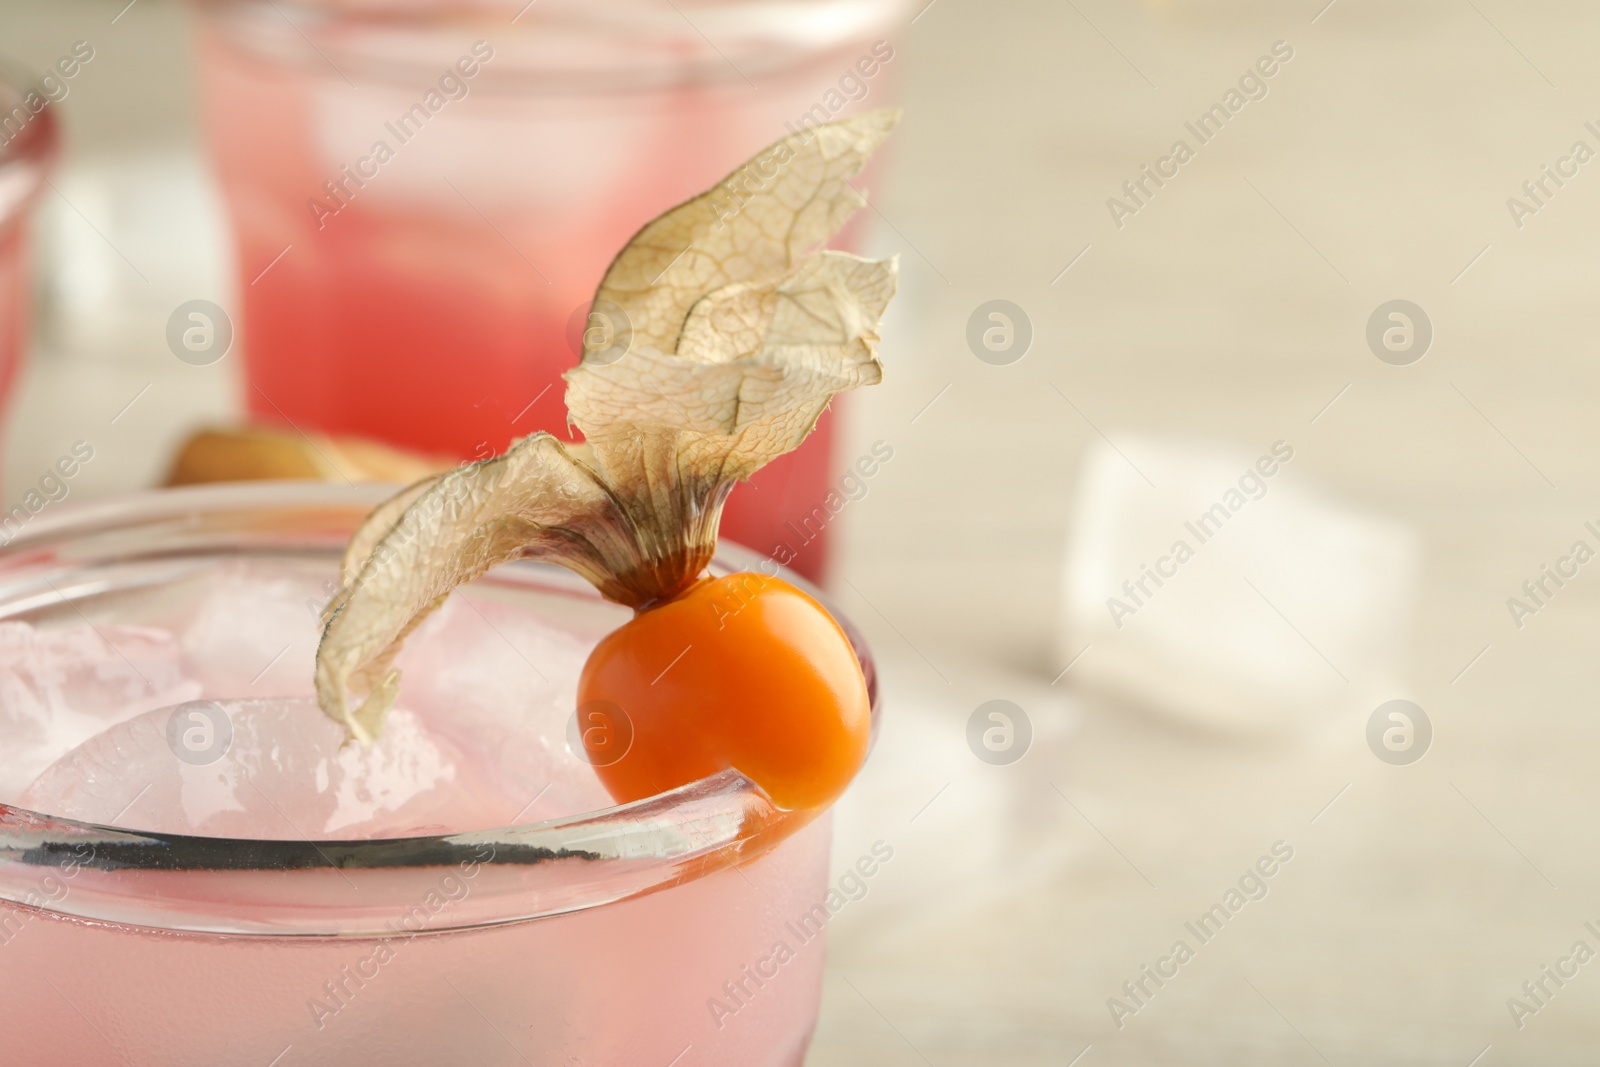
[0,484,878,1065]
[193,0,907,579]
[0,225,25,418]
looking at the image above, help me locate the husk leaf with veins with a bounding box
[315,109,901,744]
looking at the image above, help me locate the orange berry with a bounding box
[577,573,871,811]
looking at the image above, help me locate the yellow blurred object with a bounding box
[165,427,454,486]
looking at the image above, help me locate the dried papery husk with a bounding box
[314,110,901,743]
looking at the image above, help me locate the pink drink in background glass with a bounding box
[0,484,879,1065]
[0,66,57,436]
[192,0,908,581]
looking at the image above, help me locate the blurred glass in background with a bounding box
[191,0,911,579]
[0,63,58,447]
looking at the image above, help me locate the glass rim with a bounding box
[0,481,878,937]
[193,0,912,95]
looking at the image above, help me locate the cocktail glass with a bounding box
[0,482,878,1065]
[0,63,58,435]
[191,0,909,580]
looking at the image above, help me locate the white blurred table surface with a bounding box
[8,1,1600,1063]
